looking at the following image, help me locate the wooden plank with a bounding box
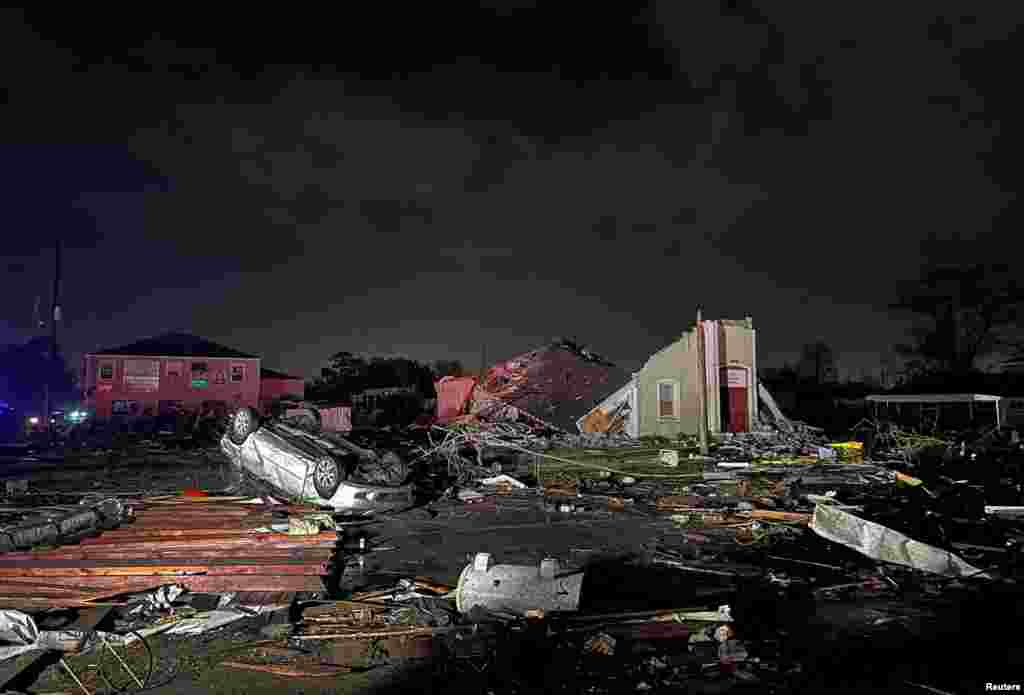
[0,549,333,562]
[2,574,325,592]
[77,531,337,547]
[0,562,329,577]
[736,510,811,524]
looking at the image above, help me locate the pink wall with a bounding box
[259,377,305,411]
[83,354,260,418]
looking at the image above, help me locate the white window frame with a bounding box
[656,379,681,420]
[98,362,114,381]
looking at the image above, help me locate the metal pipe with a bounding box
[766,555,846,572]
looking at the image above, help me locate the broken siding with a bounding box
[576,376,638,436]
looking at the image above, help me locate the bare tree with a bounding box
[891,263,1024,376]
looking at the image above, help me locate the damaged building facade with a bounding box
[579,317,758,437]
[434,320,757,439]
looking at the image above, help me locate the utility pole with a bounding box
[42,239,62,445]
[696,307,709,455]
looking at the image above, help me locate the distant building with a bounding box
[259,368,306,412]
[82,333,261,419]
[351,386,418,412]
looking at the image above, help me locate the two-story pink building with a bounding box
[82,333,261,419]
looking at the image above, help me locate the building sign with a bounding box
[124,376,160,392]
[124,359,160,392]
[726,368,747,389]
[191,378,209,389]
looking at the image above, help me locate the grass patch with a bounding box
[536,447,704,482]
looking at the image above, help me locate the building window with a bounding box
[230,365,244,383]
[214,370,227,385]
[166,361,183,378]
[658,381,677,418]
[99,363,114,381]
[191,362,209,389]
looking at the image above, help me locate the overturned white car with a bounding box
[220,407,414,514]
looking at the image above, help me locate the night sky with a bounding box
[2,5,1019,381]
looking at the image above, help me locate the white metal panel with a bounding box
[865,393,1001,404]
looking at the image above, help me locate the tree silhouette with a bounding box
[797,341,837,385]
[0,337,78,413]
[891,263,1024,376]
[431,360,464,379]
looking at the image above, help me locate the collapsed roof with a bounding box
[467,340,630,432]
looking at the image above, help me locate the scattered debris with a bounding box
[4,388,1024,693]
[455,553,584,616]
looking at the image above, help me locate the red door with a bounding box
[724,368,748,433]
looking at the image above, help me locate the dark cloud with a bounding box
[357,199,433,233]
[593,216,618,242]
[465,132,536,193]
[1,5,1019,380]
[663,239,684,258]
[671,208,697,225]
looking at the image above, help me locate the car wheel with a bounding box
[312,456,343,499]
[228,407,260,445]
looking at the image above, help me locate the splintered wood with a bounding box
[0,495,340,608]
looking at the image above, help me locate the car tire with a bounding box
[228,407,260,445]
[312,456,344,499]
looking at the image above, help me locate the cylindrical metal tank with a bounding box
[455,553,584,616]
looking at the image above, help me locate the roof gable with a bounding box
[91,332,258,359]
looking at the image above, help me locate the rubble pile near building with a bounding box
[437,340,632,433]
